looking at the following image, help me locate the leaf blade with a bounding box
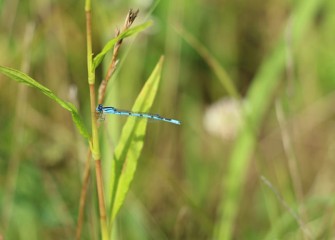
[107,56,164,223]
[92,21,152,70]
[0,66,90,139]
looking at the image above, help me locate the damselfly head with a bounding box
[96,104,103,112]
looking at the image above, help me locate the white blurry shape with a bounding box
[68,84,78,105]
[203,98,244,141]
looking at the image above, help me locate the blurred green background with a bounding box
[1,0,335,239]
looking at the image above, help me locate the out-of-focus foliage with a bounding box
[1,0,335,239]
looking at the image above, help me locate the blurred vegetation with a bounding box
[1,0,335,239]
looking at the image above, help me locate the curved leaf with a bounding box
[107,56,164,222]
[0,66,90,139]
[93,21,152,70]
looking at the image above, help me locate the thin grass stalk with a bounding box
[85,1,108,239]
[175,26,239,99]
[275,101,312,239]
[78,8,139,239]
[261,176,312,239]
[76,149,92,240]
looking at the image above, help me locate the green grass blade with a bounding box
[92,21,152,70]
[0,66,90,139]
[214,0,324,239]
[107,57,164,223]
[175,26,239,98]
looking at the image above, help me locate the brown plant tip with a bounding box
[126,9,139,27]
[97,9,140,105]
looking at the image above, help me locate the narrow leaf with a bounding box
[93,21,152,70]
[107,56,164,222]
[0,66,90,139]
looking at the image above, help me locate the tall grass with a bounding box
[1,0,335,239]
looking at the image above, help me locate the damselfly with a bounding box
[96,104,181,125]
